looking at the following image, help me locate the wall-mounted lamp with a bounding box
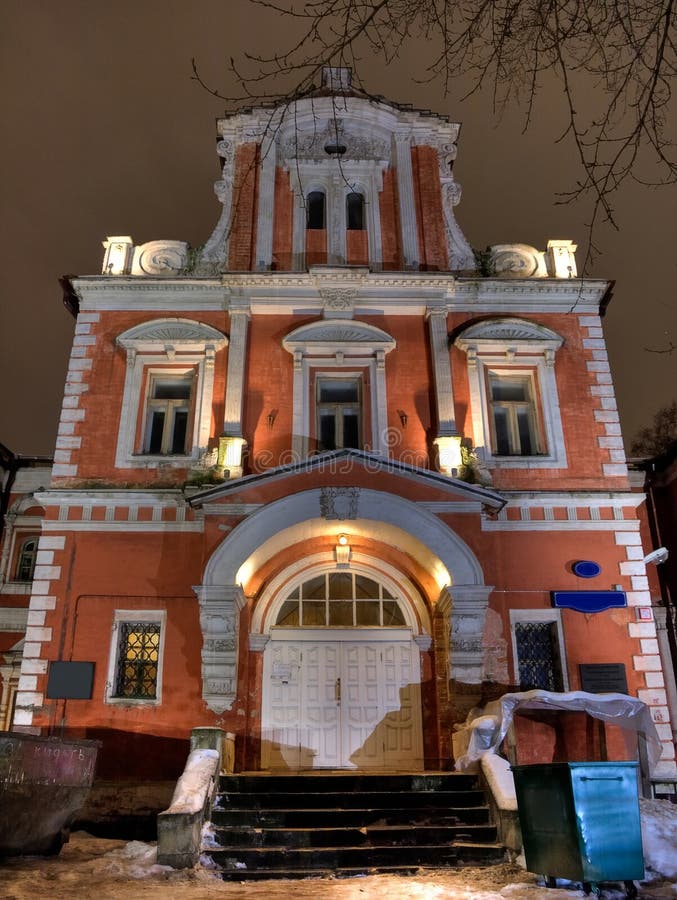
[267,409,278,429]
[335,533,351,567]
[397,410,408,429]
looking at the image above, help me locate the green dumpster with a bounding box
[512,762,644,892]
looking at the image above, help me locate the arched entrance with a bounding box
[258,561,426,770]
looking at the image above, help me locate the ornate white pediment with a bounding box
[282,319,395,356]
[454,318,563,354]
[117,318,228,353]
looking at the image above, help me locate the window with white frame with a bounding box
[282,319,395,458]
[510,609,568,692]
[276,572,407,628]
[488,371,542,456]
[115,319,227,468]
[14,536,38,582]
[143,372,194,455]
[454,318,566,468]
[316,376,362,450]
[106,610,166,704]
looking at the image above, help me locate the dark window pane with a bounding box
[356,601,380,626]
[319,380,359,403]
[276,600,300,626]
[343,413,359,448]
[382,587,394,600]
[287,587,300,600]
[328,573,353,599]
[302,576,326,600]
[516,409,534,454]
[355,575,380,599]
[153,379,192,400]
[171,410,188,454]
[307,191,325,229]
[491,380,528,402]
[382,601,405,626]
[320,412,336,450]
[346,192,364,230]
[492,408,510,455]
[148,411,165,454]
[302,600,326,626]
[329,601,353,626]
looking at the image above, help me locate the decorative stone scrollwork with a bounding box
[280,118,389,162]
[321,288,357,319]
[319,486,360,520]
[131,241,189,276]
[490,244,548,278]
[194,584,246,714]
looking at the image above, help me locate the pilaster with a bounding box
[194,584,246,714]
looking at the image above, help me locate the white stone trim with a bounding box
[454,318,566,469]
[193,584,246,713]
[393,133,419,268]
[283,319,396,458]
[114,319,227,469]
[254,136,277,270]
[222,309,250,436]
[250,550,428,637]
[0,607,29,632]
[104,609,167,706]
[427,310,457,436]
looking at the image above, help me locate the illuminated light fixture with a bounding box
[434,435,463,476]
[335,534,351,567]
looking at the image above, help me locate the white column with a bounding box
[427,309,457,436]
[220,308,250,478]
[394,132,419,270]
[654,606,677,757]
[255,138,277,270]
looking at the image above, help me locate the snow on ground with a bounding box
[0,800,675,899]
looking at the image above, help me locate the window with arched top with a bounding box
[275,572,407,628]
[15,537,38,582]
[346,192,365,231]
[306,191,326,230]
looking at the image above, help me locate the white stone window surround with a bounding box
[454,318,566,469]
[290,162,386,269]
[282,320,396,458]
[105,609,167,706]
[115,319,227,469]
[509,607,570,691]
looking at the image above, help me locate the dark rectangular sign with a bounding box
[552,591,627,613]
[580,663,628,694]
[46,661,95,700]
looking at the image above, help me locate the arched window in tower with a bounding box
[306,191,326,230]
[346,192,365,230]
[15,537,38,582]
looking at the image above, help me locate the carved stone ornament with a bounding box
[131,241,189,276]
[454,317,564,352]
[321,288,356,319]
[320,486,360,520]
[117,318,228,354]
[281,118,390,162]
[283,319,396,353]
[490,244,548,278]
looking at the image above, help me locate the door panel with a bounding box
[262,637,423,770]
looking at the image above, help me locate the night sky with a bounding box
[2,1,675,456]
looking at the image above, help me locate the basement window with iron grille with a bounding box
[112,621,162,700]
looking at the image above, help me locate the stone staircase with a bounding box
[203,772,505,880]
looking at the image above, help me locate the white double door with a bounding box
[261,633,423,770]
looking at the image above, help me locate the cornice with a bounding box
[71,272,611,316]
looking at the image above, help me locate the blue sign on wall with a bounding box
[572,560,601,578]
[552,591,627,613]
